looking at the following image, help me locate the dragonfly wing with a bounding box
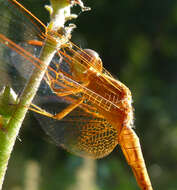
[0,0,45,45]
[35,96,119,159]
[0,0,46,90]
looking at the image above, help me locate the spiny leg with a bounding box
[30,103,54,118]
[45,69,90,96]
[53,99,83,120]
[56,95,104,119]
[30,98,83,120]
[44,64,82,92]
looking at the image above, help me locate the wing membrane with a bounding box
[0,0,45,44]
[36,96,118,159]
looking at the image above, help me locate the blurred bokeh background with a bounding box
[1,0,177,189]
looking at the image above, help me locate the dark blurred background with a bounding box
[2,0,177,189]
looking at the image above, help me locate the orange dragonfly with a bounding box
[0,0,153,189]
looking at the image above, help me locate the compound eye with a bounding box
[83,49,103,72]
[71,49,103,81]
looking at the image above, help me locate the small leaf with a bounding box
[0,86,17,118]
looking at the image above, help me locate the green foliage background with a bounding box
[2,0,177,189]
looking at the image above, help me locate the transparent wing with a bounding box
[0,0,45,44]
[0,0,46,91]
[0,33,49,97]
[36,95,118,159]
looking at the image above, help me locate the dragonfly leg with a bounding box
[44,70,72,95]
[30,98,83,120]
[58,95,105,119]
[47,73,89,96]
[53,99,83,120]
[44,67,87,96]
[30,103,54,118]
[119,126,153,190]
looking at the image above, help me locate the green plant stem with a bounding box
[0,42,57,190]
[0,1,73,189]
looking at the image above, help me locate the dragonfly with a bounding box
[0,0,153,189]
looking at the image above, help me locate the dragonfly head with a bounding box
[72,49,103,81]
